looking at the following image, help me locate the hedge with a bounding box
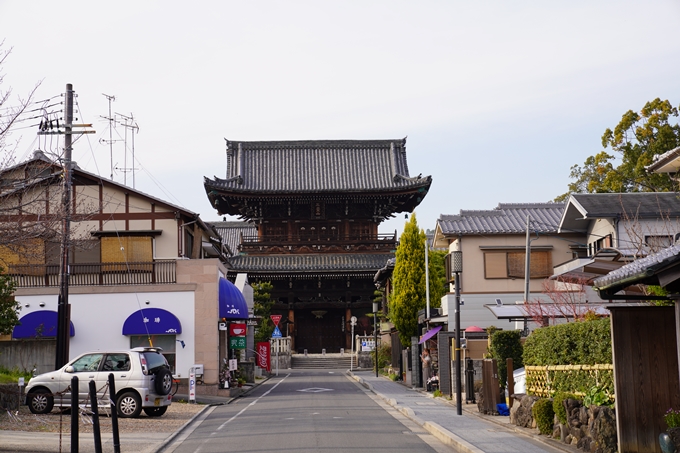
[523,318,611,366]
[489,330,523,387]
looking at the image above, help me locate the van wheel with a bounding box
[28,389,54,414]
[117,391,142,418]
[143,406,168,417]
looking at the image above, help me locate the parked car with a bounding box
[25,347,173,418]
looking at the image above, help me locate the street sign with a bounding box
[229,336,246,349]
[272,326,282,338]
[350,316,357,326]
[270,315,282,327]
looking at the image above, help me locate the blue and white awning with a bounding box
[12,310,75,339]
[122,308,182,335]
[219,277,248,319]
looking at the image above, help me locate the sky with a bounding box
[1,1,680,235]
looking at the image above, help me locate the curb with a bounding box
[423,421,486,453]
[152,404,213,453]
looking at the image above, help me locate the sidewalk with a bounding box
[349,371,571,453]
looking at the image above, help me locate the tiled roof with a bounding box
[209,221,257,256]
[592,243,680,295]
[437,203,565,235]
[204,139,431,194]
[569,193,680,218]
[228,253,393,273]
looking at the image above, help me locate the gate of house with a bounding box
[481,359,502,414]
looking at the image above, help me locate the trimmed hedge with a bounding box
[489,330,523,387]
[532,398,555,435]
[553,392,578,425]
[523,318,611,366]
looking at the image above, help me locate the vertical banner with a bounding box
[257,341,271,372]
[189,368,196,403]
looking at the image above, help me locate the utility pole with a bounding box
[38,84,95,369]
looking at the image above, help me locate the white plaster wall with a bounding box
[15,290,196,378]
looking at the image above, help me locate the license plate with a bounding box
[154,398,161,406]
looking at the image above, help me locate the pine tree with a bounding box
[391,213,427,345]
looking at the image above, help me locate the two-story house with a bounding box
[0,151,248,390]
[433,202,587,330]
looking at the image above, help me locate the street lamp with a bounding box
[451,250,463,416]
[373,301,379,378]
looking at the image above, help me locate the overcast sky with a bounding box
[2,1,679,235]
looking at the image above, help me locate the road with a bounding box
[162,370,453,453]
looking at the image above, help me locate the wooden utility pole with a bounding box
[37,84,95,369]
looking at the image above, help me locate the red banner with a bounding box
[256,341,270,372]
[229,323,247,337]
[270,315,282,327]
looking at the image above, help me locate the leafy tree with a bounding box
[0,266,19,335]
[557,98,680,200]
[489,330,523,391]
[427,248,447,307]
[252,281,275,342]
[391,213,427,345]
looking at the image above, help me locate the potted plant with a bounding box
[237,377,246,387]
[660,408,680,453]
[219,368,231,389]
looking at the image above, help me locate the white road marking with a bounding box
[217,373,290,431]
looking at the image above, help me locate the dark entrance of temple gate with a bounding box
[294,309,345,353]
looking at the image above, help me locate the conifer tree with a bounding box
[391,213,427,345]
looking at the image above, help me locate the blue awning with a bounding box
[12,310,75,339]
[418,325,442,344]
[122,308,182,335]
[219,277,248,319]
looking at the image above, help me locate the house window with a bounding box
[101,236,153,271]
[483,250,552,279]
[645,235,673,251]
[588,234,612,256]
[129,334,176,374]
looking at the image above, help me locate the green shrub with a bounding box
[553,392,578,425]
[532,398,555,435]
[523,318,611,366]
[373,343,391,373]
[583,385,614,407]
[489,330,523,388]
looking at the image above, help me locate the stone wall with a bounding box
[509,395,618,453]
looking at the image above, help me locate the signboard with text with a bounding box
[270,315,282,327]
[256,341,270,372]
[272,326,282,338]
[229,336,246,349]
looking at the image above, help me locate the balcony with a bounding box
[7,260,177,288]
[238,233,398,255]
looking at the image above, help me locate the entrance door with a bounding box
[295,309,344,353]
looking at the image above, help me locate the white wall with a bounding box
[15,290,196,378]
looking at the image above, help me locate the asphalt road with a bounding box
[161,370,453,453]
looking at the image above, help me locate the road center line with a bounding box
[217,373,290,430]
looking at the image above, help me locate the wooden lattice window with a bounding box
[484,250,552,279]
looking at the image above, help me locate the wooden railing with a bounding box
[525,364,615,399]
[7,260,177,288]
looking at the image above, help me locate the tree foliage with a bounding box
[391,213,427,345]
[557,98,680,200]
[489,330,523,389]
[0,266,19,335]
[252,281,274,342]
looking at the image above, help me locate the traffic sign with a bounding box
[350,316,357,326]
[270,315,282,327]
[272,326,282,338]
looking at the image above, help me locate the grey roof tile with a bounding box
[209,221,257,256]
[570,193,680,218]
[438,202,565,235]
[228,253,393,273]
[204,139,431,194]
